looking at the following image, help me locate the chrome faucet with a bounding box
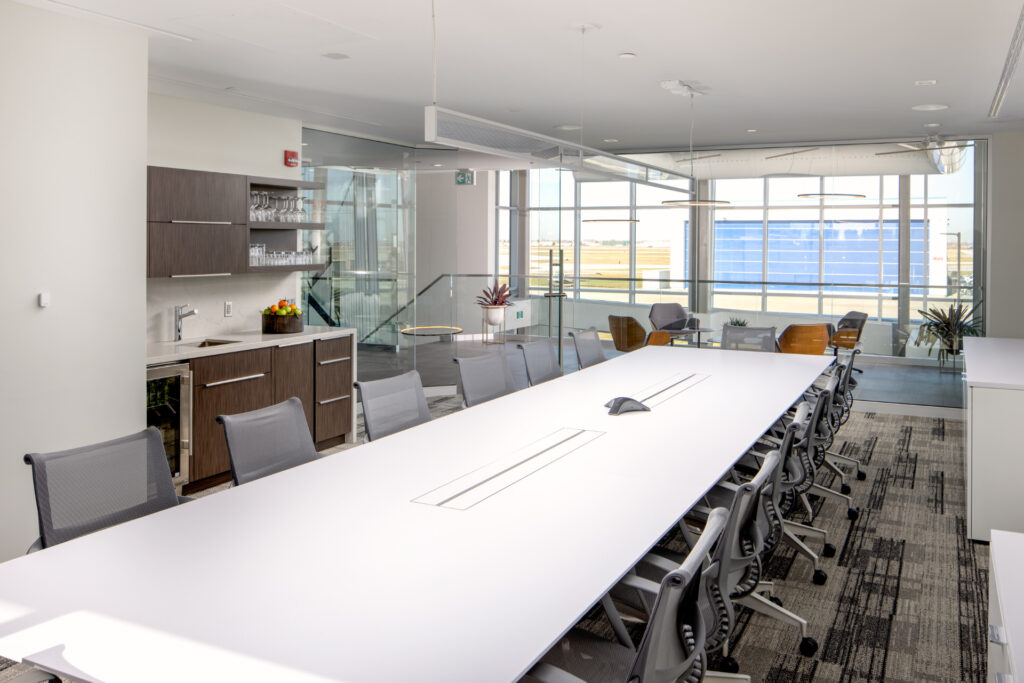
[174,304,198,341]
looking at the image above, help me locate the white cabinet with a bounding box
[964,338,1024,541]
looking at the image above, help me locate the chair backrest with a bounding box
[24,427,180,548]
[517,339,563,385]
[704,450,780,652]
[779,402,813,494]
[568,327,607,369]
[453,352,518,406]
[217,397,319,485]
[506,346,530,391]
[777,323,830,355]
[837,310,868,333]
[721,324,777,352]
[608,315,647,352]
[627,507,729,683]
[648,303,688,331]
[354,370,432,442]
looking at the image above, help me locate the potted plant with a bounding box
[913,301,982,367]
[476,279,513,326]
[728,317,749,327]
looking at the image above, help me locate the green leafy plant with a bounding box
[728,317,749,327]
[913,301,982,365]
[475,279,512,307]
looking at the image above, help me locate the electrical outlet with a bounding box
[224,301,233,317]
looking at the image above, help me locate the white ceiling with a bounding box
[24,0,1024,151]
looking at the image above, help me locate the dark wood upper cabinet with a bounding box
[148,167,248,224]
[273,341,315,433]
[147,222,247,277]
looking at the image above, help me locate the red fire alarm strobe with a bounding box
[284,150,299,167]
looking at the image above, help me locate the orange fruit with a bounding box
[278,300,288,308]
[289,304,297,310]
[270,304,279,314]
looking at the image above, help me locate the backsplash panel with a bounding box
[147,273,301,343]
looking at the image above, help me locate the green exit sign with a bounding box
[455,170,475,186]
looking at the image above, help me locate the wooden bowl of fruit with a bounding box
[262,300,303,334]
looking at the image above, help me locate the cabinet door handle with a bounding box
[278,340,313,348]
[319,356,351,365]
[171,273,231,278]
[204,373,265,388]
[171,220,234,225]
[318,394,350,405]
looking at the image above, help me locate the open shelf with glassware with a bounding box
[246,175,326,273]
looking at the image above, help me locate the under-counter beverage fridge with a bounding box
[146,362,192,493]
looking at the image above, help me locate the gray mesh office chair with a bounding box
[527,508,731,683]
[568,328,607,369]
[720,324,777,352]
[517,339,563,385]
[354,370,432,442]
[24,427,185,551]
[217,397,319,485]
[453,351,518,407]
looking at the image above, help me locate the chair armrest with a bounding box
[527,662,588,683]
[26,538,43,554]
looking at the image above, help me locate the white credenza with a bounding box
[990,530,1024,682]
[964,338,1024,542]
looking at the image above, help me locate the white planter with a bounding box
[482,305,506,326]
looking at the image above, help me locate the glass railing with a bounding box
[396,273,979,360]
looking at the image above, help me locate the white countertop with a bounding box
[963,337,1024,390]
[146,326,357,365]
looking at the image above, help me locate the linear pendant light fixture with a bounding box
[662,91,729,207]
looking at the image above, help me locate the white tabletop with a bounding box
[991,530,1024,678]
[963,337,1024,390]
[0,346,830,683]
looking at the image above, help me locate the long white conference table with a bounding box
[0,346,831,683]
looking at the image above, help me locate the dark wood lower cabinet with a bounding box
[273,341,315,432]
[315,336,354,447]
[185,337,354,490]
[191,349,273,483]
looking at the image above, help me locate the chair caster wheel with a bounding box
[857,470,867,480]
[840,483,852,495]
[822,543,836,558]
[719,656,739,674]
[800,636,819,657]
[769,595,783,607]
[813,569,828,585]
[847,507,859,521]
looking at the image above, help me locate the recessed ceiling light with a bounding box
[322,52,350,60]
[746,129,758,133]
[618,52,637,59]
[911,103,949,111]
[555,124,583,131]
[923,122,942,128]
[432,163,444,167]
[603,138,619,143]
[915,80,938,86]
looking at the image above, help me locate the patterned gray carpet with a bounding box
[0,408,988,682]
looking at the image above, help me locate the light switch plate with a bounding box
[224,301,233,317]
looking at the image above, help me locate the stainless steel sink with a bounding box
[180,339,238,348]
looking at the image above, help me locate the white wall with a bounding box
[146,95,304,341]
[987,131,1024,339]
[0,1,148,560]
[415,171,495,286]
